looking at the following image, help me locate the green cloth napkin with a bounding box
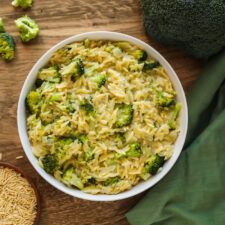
[126,51,225,225]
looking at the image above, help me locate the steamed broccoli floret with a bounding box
[88,177,96,184]
[143,61,160,72]
[91,73,106,89]
[84,149,94,162]
[36,64,62,87]
[115,103,133,128]
[144,154,165,175]
[57,137,74,148]
[41,154,58,174]
[15,15,39,42]
[126,142,142,157]
[12,0,32,9]
[62,166,84,189]
[157,87,175,107]
[70,58,84,82]
[168,103,182,130]
[133,49,147,62]
[55,148,66,164]
[79,98,95,116]
[0,32,15,61]
[102,176,120,186]
[25,91,42,114]
[0,18,5,33]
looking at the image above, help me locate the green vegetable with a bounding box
[133,49,147,62]
[12,0,32,9]
[70,58,84,82]
[168,103,182,129]
[143,61,160,72]
[0,18,5,33]
[115,103,133,128]
[0,32,15,61]
[126,142,142,157]
[114,132,126,145]
[91,73,106,89]
[62,166,84,189]
[84,149,94,162]
[79,98,95,116]
[84,39,90,48]
[88,177,96,184]
[25,91,42,114]
[41,154,58,174]
[102,176,120,186]
[157,87,175,107]
[15,15,39,42]
[142,0,225,58]
[144,154,165,175]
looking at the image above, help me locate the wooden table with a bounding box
[0,0,203,224]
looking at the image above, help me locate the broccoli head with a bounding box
[102,176,120,186]
[62,166,84,189]
[133,49,148,62]
[126,142,142,157]
[70,58,85,82]
[0,18,5,33]
[0,32,15,61]
[143,61,160,73]
[12,0,32,9]
[84,149,94,162]
[144,154,165,175]
[26,91,42,114]
[15,15,39,42]
[36,64,62,87]
[79,98,95,116]
[91,73,106,89]
[157,87,175,107]
[115,103,133,128]
[168,103,182,130]
[88,177,96,184]
[142,0,225,58]
[41,154,58,174]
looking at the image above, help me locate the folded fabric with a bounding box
[126,51,225,225]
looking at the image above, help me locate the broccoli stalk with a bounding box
[144,154,165,175]
[15,15,39,42]
[0,18,5,33]
[12,0,32,9]
[62,166,84,189]
[25,91,42,114]
[115,103,133,128]
[41,154,58,174]
[0,32,15,61]
[126,142,142,157]
[102,176,120,186]
[143,61,160,72]
[168,103,182,129]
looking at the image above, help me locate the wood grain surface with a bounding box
[0,0,203,224]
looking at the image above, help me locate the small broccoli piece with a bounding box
[57,137,74,148]
[55,148,66,164]
[36,64,61,87]
[12,0,32,9]
[0,32,15,61]
[168,103,182,130]
[49,92,62,102]
[0,18,5,33]
[84,149,94,162]
[15,15,39,42]
[62,166,84,189]
[88,177,96,184]
[114,132,126,145]
[102,176,120,186]
[133,49,148,62]
[126,142,142,157]
[157,87,175,107]
[77,134,88,144]
[79,98,95,116]
[84,39,90,48]
[70,58,84,82]
[144,154,165,175]
[41,154,58,174]
[25,91,42,114]
[115,103,133,128]
[143,61,160,72]
[91,73,106,89]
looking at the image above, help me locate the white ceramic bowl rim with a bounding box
[17,31,188,201]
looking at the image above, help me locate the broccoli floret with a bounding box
[102,176,120,186]
[12,0,32,9]
[36,64,62,87]
[0,32,15,61]
[115,103,133,128]
[84,149,94,162]
[157,87,175,107]
[25,91,42,114]
[91,73,106,89]
[84,39,90,48]
[41,154,58,174]
[70,58,84,82]
[133,49,148,62]
[144,154,165,175]
[143,61,160,72]
[55,148,66,164]
[114,132,126,145]
[77,133,88,144]
[79,98,95,116]
[126,142,142,157]
[168,103,182,130]
[15,15,39,42]
[0,18,5,33]
[62,166,84,189]
[88,177,96,184]
[57,137,74,148]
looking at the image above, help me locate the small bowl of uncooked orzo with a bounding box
[17,31,188,201]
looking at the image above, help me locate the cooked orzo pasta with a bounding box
[26,40,181,194]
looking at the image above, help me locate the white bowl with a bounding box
[17,31,188,201]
